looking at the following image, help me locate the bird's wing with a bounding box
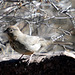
[18,34,52,52]
[24,35,49,52]
[25,35,45,45]
[27,43,41,52]
[16,35,42,52]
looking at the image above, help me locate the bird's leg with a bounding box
[19,54,24,59]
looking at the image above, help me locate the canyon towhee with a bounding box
[3,25,54,56]
[4,25,73,59]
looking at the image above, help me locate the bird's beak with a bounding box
[3,29,7,33]
[3,28,9,33]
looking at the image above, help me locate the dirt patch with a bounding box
[0,55,75,75]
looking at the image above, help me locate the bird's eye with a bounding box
[10,29,13,32]
[10,29,12,31]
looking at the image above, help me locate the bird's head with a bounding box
[3,25,21,37]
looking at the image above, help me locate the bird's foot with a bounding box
[28,53,36,65]
[28,53,47,65]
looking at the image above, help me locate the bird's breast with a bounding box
[9,39,33,55]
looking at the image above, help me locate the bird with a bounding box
[3,25,54,57]
[3,25,73,59]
